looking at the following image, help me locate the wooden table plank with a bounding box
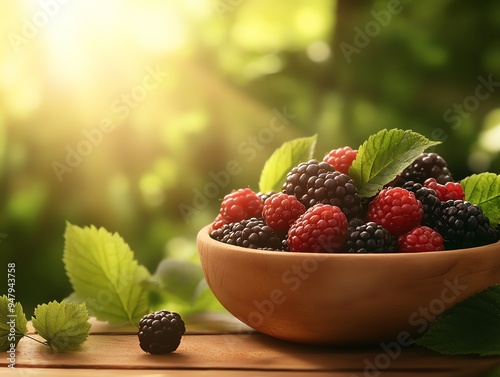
[3,332,499,375]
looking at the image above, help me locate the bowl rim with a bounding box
[198,224,500,260]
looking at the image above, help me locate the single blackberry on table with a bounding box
[396,152,453,185]
[262,193,306,237]
[398,226,444,253]
[435,200,499,249]
[210,217,282,250]
[401,181,442,228]
[346,222,397,253]
[366,187,423,237]
[282,159,363,219]
[323,146,358,175]
[287,204,348,253]
[219,188,264,224]
[138,310,185,354]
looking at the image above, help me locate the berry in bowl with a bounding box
[197,129,500,345]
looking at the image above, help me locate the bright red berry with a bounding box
[323,146,358,175]
[366,187,423,237]
[212,213,228,230]
[287,204,348,253]
[398,226,445,252]
[262,193,306,236]
[424,178,465,201]
[220,188,263,224]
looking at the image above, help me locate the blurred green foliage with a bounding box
[0,0,499,316]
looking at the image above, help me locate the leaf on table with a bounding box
[31,301,91,352]
[349,129,440,197]
[63,223,151,326]
[259,135,317,193]
[415,284,500,356]
[0,295,27,351]
[461,173,500,227]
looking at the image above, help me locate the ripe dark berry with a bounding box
[138,310,185,354]
[262,193,306,236]
[210,217,282,250]
[401,181,442,228]
[398,226,444,253]
[366,187,423,236]
[435,200,498,249]
[323,146,358,175]
[257,191,276,203]
[287,204,348,253]
[346,222,397,253]
[282,159,363,219]
[396,152,453,185]
[424,178,465,201]
[219,188,263,224]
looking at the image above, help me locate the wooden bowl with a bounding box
[197,225,500,345]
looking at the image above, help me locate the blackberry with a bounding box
[397,153,453,185]
[346,222,397,253]
[435,200,498,249]
[401,181,442,228]
[257,191,276,203]
[282,159,363,219]
[210,217,282,250]
[348,217,365,233]
[138,310,185,354]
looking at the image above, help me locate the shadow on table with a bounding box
[245,332,500,377]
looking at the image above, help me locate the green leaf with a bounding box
[0,295,28,352]
[32,301,91,352]
[63,223,151,326]
[259,135,317,193]
[461,173,500,227]
[154,259,205,304]
[415,285,500,356]
[349,129,440,197]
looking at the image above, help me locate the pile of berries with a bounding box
[210,148,499,253]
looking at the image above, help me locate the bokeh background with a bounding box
[1,0,500,316]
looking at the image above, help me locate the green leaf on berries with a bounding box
[415,284,500,356]
[259,135,317,193]
[349,129,440,197]
[0,295,28,352]
[32,301,91,352]
[461,173,500,227]
[63,223,151,326]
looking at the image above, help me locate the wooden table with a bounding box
[2,314,499,376]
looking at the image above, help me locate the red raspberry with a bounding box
[287,204,348,253]
[424,178,465,201]
[220,188,263,223]
[323,146,358,175]
[366,187,423,236]
[262,193,306,236]
[398,226,445,252]
[212,213,228,230]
